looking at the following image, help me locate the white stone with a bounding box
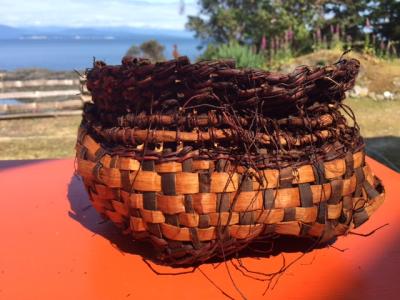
[376,94,384,101]
[351,85,369,97]
[383,91,394,100]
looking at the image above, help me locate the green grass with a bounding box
[344,98,400,137]
[0,116,80,160]
[343,98,400,171]
[0,98,399,172]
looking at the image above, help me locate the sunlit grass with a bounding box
[0,115,80,160]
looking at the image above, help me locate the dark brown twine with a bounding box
[198,267,236,300]
[348,223,389,237]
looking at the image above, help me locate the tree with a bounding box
[140,40,166,62]
[186,0,400,58]
[125,45,141,57]
[186,0,318,54]
[125,40,166,62]
[321,1,400,54]
[322,1,369,44]
[371,0,400,54]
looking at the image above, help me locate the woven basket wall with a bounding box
[76,56,384,265]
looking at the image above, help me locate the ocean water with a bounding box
[0,36,201,71]
[0,98,20,105]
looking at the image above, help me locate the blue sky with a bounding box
[0,0,198,30]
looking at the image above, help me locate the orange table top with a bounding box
[0,157,399,300]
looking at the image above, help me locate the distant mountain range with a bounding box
[0,24,194,40]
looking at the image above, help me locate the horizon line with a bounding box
[1,24,192,31]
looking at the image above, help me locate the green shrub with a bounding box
[201,42,266,69]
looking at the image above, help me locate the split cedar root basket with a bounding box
[76,55,385,266]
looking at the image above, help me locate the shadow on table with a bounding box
[67,174,158,261]
[0,159,47,172]
[66,174,335,266]
[365,136,400,173]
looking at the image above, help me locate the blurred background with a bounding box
[0,0,399,171]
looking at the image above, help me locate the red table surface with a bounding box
[0,157,399,300]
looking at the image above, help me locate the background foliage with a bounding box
[187,0,400,65]
[126,39,166,62]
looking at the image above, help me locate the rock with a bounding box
[369,92,377,101]
[376,94,384,101]
[383,91,394,100]
[350,85,369,98]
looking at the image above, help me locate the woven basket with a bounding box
[76,56,384,265]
